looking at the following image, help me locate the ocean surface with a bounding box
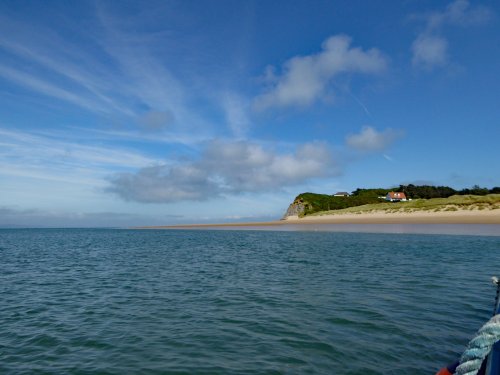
[1,228,500,374]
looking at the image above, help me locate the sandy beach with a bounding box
[141,208,500,229]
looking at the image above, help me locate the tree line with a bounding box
[299,189,391,215]
[397,184,500,199]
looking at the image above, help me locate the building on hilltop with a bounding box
[385,192,407,202]
[333,192,350,197]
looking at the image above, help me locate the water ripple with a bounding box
[0,229,499,374]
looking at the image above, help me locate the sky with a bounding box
[0,0,499,227]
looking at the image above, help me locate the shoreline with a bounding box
[139,209,500,229]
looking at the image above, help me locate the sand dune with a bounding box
[282,209,500,225]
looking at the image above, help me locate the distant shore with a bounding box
[139,209,500,229]
[282,209,500,224]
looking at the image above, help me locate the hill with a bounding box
[305,194,500,217]
[283,189,391,218]
[283,186,500,218]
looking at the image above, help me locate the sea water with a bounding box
[1,228,499,374]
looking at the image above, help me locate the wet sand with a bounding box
[140,209,500,229]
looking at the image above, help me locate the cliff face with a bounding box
[282,199,307,219]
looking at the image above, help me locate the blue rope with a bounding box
[456,315,500,375]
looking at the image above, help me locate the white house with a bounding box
[333,192,350,197]
[385,192,407,202]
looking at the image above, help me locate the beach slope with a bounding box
[141,208,500,229]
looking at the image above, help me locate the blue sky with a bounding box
[0,0,499,227]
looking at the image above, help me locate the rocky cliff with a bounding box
[281,198,308,219]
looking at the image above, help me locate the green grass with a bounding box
[307,194,500,216]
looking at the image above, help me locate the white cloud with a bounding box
[109,126,404,204]
[221,93,251,138]
[346,126,401,153]
[202,140,336,191]
[411,34,448,69]
[253,34,388,111]
[109,139,339,203]
[411,0,492,70]
[109,164,217,203]
[436,0,492,28]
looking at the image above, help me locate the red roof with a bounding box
[387,192,407,199]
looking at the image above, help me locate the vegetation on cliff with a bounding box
[307,194,500,216]
[294,189,390,216]
[288,185,500,217]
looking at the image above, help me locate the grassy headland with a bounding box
[294,189,391,216]
[307,194,500,217]
[289,185,500,217]
[144,193,500,229]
